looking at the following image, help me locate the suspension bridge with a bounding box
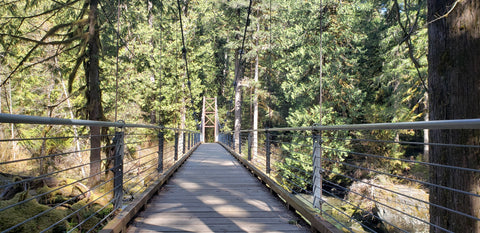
[0,98,480,233]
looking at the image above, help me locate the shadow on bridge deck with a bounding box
[127,143,309,233]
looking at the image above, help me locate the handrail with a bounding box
[233,118,480,133]
[0,113,198,132]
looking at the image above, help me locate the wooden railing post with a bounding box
[113,131,125,209]
[158,130,164,173]
[312,128,323,209]
[265,129,271,174]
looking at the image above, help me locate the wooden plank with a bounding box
[141,205,287,213]
[144,196,281,204]
[135,217,294,225]
[147,200,286,208]
[159,187,269,193]
[128,223,306,232]
[133,212,297,219]
[126,143,309,233]
[166,179,260,184]
[128,228,306,233]
[138,211,297,220]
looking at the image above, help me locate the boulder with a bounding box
[346,176,429,233]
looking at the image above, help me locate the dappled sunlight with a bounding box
[173,180,202,190]
[212,205,248,213]
[127,144,308,232]
[197,195,228,205]
[245,199,276,210]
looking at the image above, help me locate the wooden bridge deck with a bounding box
[127,143,309,233]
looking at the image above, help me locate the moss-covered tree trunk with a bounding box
[428,0,480,232]
[87,0,103,187]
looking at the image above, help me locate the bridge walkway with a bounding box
[126,143,309,233]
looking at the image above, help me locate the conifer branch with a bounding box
[0,0,81,19]
[0,19,88,87]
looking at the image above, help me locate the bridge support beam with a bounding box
[201,97,218,142]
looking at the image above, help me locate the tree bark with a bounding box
[61,76,86,178]
[148,0,157,124]
[87,0,103,187]
[253,27,259,159]
[8,81,16,161]
[423,92,429,163]
[234,49,243,153]
[179,91,186,155]
[428,0,480,232]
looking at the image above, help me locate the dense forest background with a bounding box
[0,0,427,133]
[3,1,480,232]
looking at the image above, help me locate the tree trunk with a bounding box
[8,81,16,161]
[148,0,157,124]
[222,38,229,97]
[179,94,186,155]
[423,92,429,163]
[234,49,243,153]
[157,2,163,124]
[87,0,103,187]
[318,0,323,110]
[0,172,90,202]
[428,0,480,232]
[61,76,86,178]
[253,31,259,159]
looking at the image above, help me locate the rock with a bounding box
[346,176,429,233]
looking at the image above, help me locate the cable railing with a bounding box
[0,113,200,233]
[218,119,480,233]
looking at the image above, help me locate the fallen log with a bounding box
[0,172,90,202]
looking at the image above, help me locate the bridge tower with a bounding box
[201,97,218,142]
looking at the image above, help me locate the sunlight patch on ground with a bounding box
[198,195,228,205]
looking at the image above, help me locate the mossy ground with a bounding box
[0,180,114,233]
[0,192,68,233]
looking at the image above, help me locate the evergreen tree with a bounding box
[428,0,480,231]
